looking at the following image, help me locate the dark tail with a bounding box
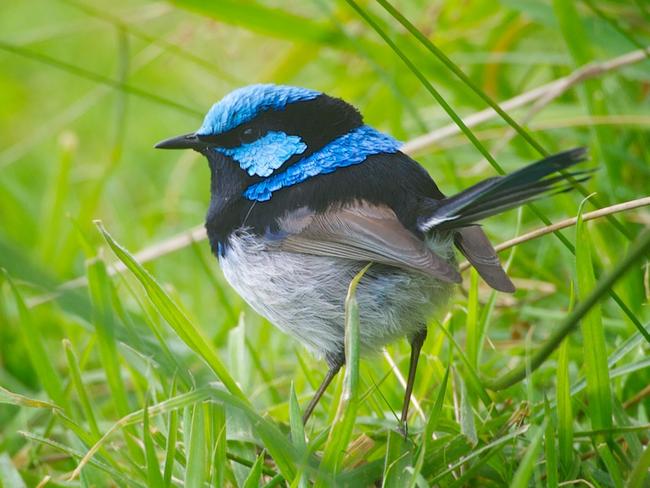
[417,147,590,232]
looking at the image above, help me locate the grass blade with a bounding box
[3,271,68,411]
[510,422,546,488]
[63,339,101,440]
[316,264,371,485]
[575,202,613,432]
[95,221,245,400]
[144,400,165,488]
[185,403,207,487]
[556,336,573,472]
[242,451,265,488]
[382,430,412,488]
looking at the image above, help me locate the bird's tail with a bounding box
[417,147,590,232]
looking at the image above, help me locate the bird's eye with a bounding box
[239,127,261,144]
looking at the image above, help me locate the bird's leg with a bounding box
[399,328,427,436]
[302,351,344,424]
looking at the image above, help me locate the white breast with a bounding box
[219,229,455,359]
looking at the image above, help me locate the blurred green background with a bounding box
[1,0,649,486]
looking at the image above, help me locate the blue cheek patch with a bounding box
[243,125,401,201]
[216,131,307,177]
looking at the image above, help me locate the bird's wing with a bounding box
[274,203,461,283]
[454,226,515,293]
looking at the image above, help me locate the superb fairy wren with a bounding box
[156,84,587,426]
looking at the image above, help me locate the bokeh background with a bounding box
[1,0,649,486]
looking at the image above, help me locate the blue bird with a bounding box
[156,84,588,427]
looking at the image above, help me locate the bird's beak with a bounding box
[154,132,202,150]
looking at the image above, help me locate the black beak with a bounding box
[154,132,202,150]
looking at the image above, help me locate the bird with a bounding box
[155,84,588,428]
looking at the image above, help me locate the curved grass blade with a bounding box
[95,221,245,401]
[94,222,297,479]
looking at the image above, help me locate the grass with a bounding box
[1,0,650,486]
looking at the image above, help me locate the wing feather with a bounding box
[275,203,461,283]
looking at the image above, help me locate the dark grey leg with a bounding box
[302,351,344,424]
[400,328,427,435]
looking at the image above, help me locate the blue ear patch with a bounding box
[197,84,320,136]
[216,131,307,177]
[243,125,401,201]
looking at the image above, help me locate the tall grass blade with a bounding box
[143,400,165,488]
[242,451,265,488]
[63,339,101,440]
[382,430,412,488]
[3,271,68,411]
[575,202,613,432]
[509,422,546,488]
[316,264,371,485]
[186,403,207,487]
[556,336,573,472]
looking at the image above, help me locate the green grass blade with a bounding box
[3,271,68,411]
[211,404,228,488]
[95,221,245,401]
[465,269,480,369]
[95,222,297,479]
[457,372,478,447]
[63,339,101,440]
[556,336,573,472]
[242,451,265,488]
[375,0,547,157]
[0,385,60,411]
[382,430,412,488]
[544,399,558,488]
[143,400,165,488]
[575,202,613,432]
[86,258,132,418]
[316,264,370,485]
[163,379,179,488]
[627,442,650,488]
[289,382,307,487]
[185,403,207,487]
[509,422,546,488]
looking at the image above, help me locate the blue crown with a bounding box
[196,84,321,136]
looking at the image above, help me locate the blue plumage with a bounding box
[244,125,400,201]
[196,84,320,136]
[216,131,307,177]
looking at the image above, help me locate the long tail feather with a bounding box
[417,147,589,232]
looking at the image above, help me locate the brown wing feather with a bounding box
[276,203,461,283]
[454,226,515,292]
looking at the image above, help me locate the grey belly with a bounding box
[219,230,454,359]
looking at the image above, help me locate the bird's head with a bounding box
[156,84,400,202]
